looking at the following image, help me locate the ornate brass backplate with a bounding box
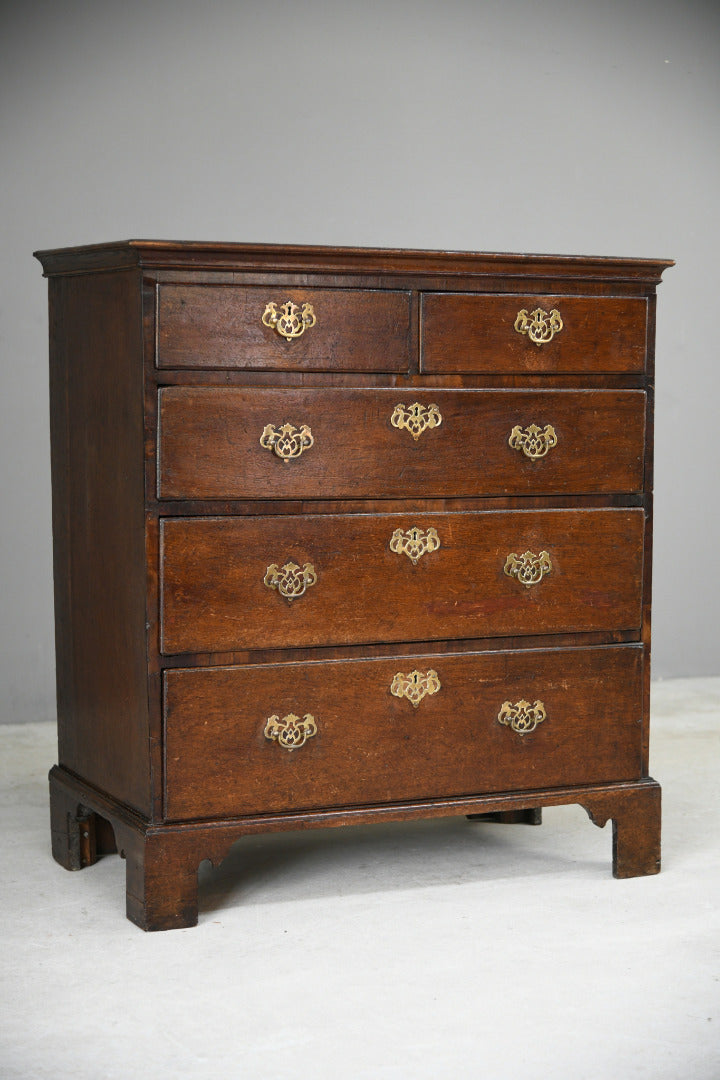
[390,668,441,707]
[508,423,558,460]
[389,526,441,564]
[514,307,563,346]
[264,712,317,750]
[497,699,546,735]
[390,402,443,440]
[504,549,552,587]
[260,422,314,462]
[262,300,316,341]
[264,561,317,600]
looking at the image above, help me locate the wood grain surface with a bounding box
[159,508,645,654]
[158,387,646,500]
[421,293,648,373]
[156,284,411,371]
[163,645,643,819]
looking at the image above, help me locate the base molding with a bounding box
[49,765,661,931]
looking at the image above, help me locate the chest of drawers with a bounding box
[36,241,672,930]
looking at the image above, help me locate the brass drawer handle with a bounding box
[264,712,317,750]
[390,668,441,707]
[514,307,563,346]
[498,699,546,735]
[264,561,317,600]
[262,300,316,341]
[504,549,552,587]
[390,402,442,440]
[260,422,314,462]
[508,423,558,460]
[390,526,441,564]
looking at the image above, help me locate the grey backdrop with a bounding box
[2,0,718,724]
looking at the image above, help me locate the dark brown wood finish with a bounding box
[421,293,648,373]
[157,284,411,371]
[48,764,661,931]
[159,509,645,654]
[47,271,151,815]
[157,387,646,500]
[36,241,672,929]
[163,645,643,819]
[34,240,673,282]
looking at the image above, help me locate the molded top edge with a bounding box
[33,239,674,283]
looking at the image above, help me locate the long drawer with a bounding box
[156,284,411,371]
[157,388,646,500]
[159,508,645,654]
[163,645,644,819]
[421,293,647,373]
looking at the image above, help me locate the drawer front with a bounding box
[421,293,647,373]
[158,388,646,500]
[159,508,644,654]
[156,284,411,371]
[163,645,644,819]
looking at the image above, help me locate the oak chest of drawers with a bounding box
[36,241,672,930]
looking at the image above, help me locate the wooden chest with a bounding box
[35,241,672,930]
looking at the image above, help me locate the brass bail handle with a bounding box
[260,422,314,463]
[497,699,547,735]
[514,307,563,346]
[262,300,316,341]
[264,713,317,750]
[504,550,552,587]
[508,424,558,460]
[264,561,317,601]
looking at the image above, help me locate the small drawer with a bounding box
[157,387,646,500]
[159,508,645,654]
[156,284,411,371]
[163,644,644,819]
[421,293,647,373]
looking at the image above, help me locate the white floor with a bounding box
[1,678,719,1080]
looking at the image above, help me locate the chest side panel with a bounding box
[48,270,151,815]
